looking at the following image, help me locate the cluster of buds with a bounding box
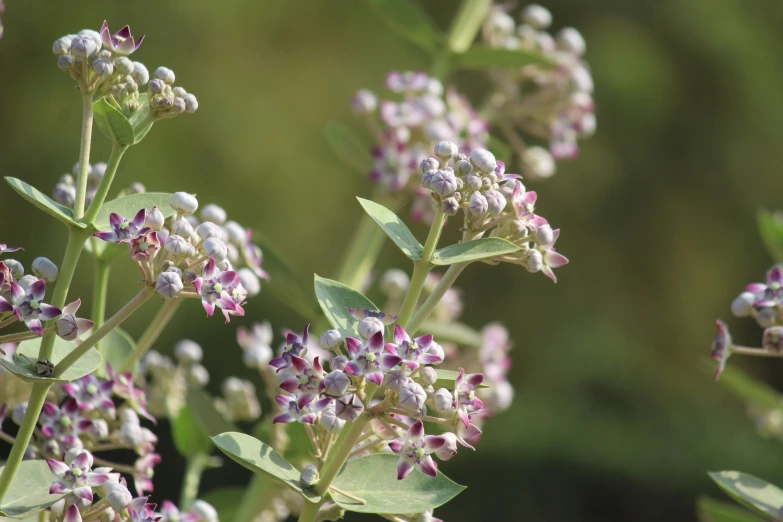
[52,22,197,120]
[0,361,162,498]
[712,267,783,379]
[92,192,267,321]
[43,448,217,522]
[0,245,94,339]
[53,161,145,210]
[353,71,489,222]
[481,4,595,179]
[138,339,210,417]
[422,141,568,281]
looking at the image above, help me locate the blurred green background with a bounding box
[2,0,783,520]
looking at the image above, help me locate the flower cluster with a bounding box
[91,193,267,321]
[353,71,489,222]
[52,22,197,119]
[423,141,568,281]
[53,161,145,210]
[481,4,595,179]
[44,448,217,522]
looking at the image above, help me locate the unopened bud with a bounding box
[149,78,166,94]
[12,403,27,425]
[197,221,223,241]
[17,275,38,291]
[380,269,409,297]
[183,94,199,113]
[93,58,114,77]
[534,224,554,246]
[358,317,384,339]
[764,327,783,353]
[757,308,778,328]
[442,197,459,216]
[70,35,97,58]
[32,257,58,282]
[470,149,497,174]
[433,388,453,412]
[419,366,438,386]
[731,292,756,318]
[484,190,507,216]
[522,4,552,29]
[154,66,176,85]
[330,355,349,372]
[132,62,150,85]
[52,36,72,56]
[466,174,482,191]
[323,370,351,397]
[238,268,261,297]
[399,381,427,412]
[300,464,319,488]
[57,55,75,71]
[434,141,458,161]
[191,500,218,522]
[526,250,543,273]
[172,219,194,238]
[383,369,409,393]
[104,481,132,511]
[174,339,203,364]
[170,192,198,215]
[165,235,190,256]
[320,329,342,350]
[429,169,458,197]
[144,206,165,231]
[351,89,377,113]
[420,157,439,173]
[202,237,228,262]
[4,259,23,279]
[557,27,586,55]
[319,403,345,433]
[200,204,227,225]
[456,159,473,175]
[468,193,489,217]
[188,364,210,387]
[156,272,184,299]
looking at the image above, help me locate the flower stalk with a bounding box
[72,91,95,220]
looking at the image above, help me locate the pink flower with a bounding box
[100,21,144,55]
[389,419,447,480]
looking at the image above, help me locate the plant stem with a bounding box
[82,144,128,225]
[73,91,95,220]
[54,286,155,377]
[407,262,469,334]
[234,475,270,522]
[118,298,181,373]
[0,327,54,344]
[91,257,111,347]
[179,452,209,510]
[39,227,92,361]
[446,0,492,53]
[0,382,50,503]
[396,210,447,329]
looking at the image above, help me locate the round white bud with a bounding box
[165,235,190,256]
[468,193,489,217]
[32,257,58,282]
[238,268,261,297]
[154,66,176,85]
[172,97,187,114]
[120,408,140,427]
[731,292,757,318]
[170,192,199,215]
[196,221,223,240]
[320,329,342,350]
[470,149,498,174]
[351,89,377,113]
[442,197,459,216]
[12,403,27,425]
[418,366,438,386]
[156,271,184,299]
[399,381,427,412]
[429,169,458,197]
[131,62,149,85]
[201,204,227,225]
[140,206,164,232]
[202,237,228,262]
[57,55,75,71]
[111,56,133,75]
[172,219,194,238]
[223,220,246,244]
[382,369,410,393]
[319,403,346,433]
[484,190,507,216]
[174,339,203,364]
[526,250,543,273]
[149,78,166,94]
[420,157,440,173]
[433,388,453,412]
[557,27,586,55]
[52,36,72,56]
[70,35,97,58]
[357,317,384,339]
[77,29,102,51]
[188,364,210,387]
[191,500,218,522]
[323,370,351,397]
[523,146,556,179]
[434,140,458,160]
[183,94,199,113]
[4,259,23,279]
[242,344,272,369]
[172,86,187,98]
[466,174,482,191]
[104,482,133,511]
[522,4,552,29]
[300,464,319,488]
[17,275,39,291]
[330,355,349,372]
[534,224,554,246]
[93,58,114,77]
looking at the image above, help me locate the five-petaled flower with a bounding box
[273,393,330,425]
[536,228,569,283]
[94,210,150,243]
[56,299,94,341]
[193,258,245,322]
[511,182,548,231]
[62,373,116,417]
[48,449,110,506]
[390,325,442,369]
[453,368,484,428]
[389,419,446,480]
[344,331,402,386]
[0,280,61,335]
[270,325,310,372]
[100,20,144,55]
[746,267,783,308]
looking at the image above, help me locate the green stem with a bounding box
[82,144,128,225]
[73,91,95,220]
[179,453,209,510]
[91,257,111,346]
[234,475,270,522]
[396,210,447,329]
[118,298,181,373]
[54,286,155,377]
[446,0,492,53]
[39,227,92,360]
[407,262,469,334]
[0,382,51,503]
[0,327,54,345]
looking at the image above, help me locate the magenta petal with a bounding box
[467,373,484,387]
[275,394,292,408]
[279,379,299,394]
[458,408,470,427]
[297,393,315,409]
[25,318,43,336]
[415,334,433,349]
[388,439,404,454]
[418,455,438,477]
[300,413,317,424]
[394,325,410,345]
[409,419,425,439]
[273,413,294,424]
[313,396,333,411]
[202,258,219,280]
[0,296,12,313]
[368,331,385,350]
[64,504,82,522]
[545,250,569,268]
[365,371,383,386]
[397,459,414,480]
[345,337,361,357]
[202,300,215,317]
[422,353,443,364]
[72,451,91,469]
[384,342,398,355]
[424,435,446,451]
[73,485,94,502]
[39,303,62,320]
[381,354,402,371]
[746,283,766,292]
[290,355,308,373]
[344,361,361,376]
[346,307,358,319]
[88,473,111,486]
[219,270,238,286]
[109,212,124,228]
[302,324,310,345]
[131,208,147,230]
[47,459,69,477]
[93,231,118,242]
[29,279,46,300]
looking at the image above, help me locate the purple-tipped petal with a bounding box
[424,435,447,451]
[219,270,238,286]
[545,250,569,269]
[467,373,484,387]
[88,473,111,486]
[365,371,384,386]
[746,283,766,293]
[93,231,118,242]
[273,413,294,424]
[76,318,94,335]
[302,324,310,345]
[47,459,69,477]
[25,318,43,336]
[344,361,361,376]
[418,455,438,477]
[275,394,292,408]
[29,279,46,300]
[394,325,410,345]
[389,439,404,453]
[368,331,385,350]
[380,354,402,371]
[62,299,81,316]
[202,258,219,280]
[109,212,124,228]
[64,504,82,522]
[131,208,147,230]
[73,485,94,502]
[408,419,425,439]
[421,353,443,364]
[300,413,317,424]
[0,296,12,313]
[279,379,299,394]
[415,334,433,349]
[346,307,359,319]
[8,282,25,302]
[345,337,362,357]
[313,396,333,411]
[202,300,215,317]
[384,342,398,356]
[38,303,62,320]
[397,459,414,480]
[290,355,308,373]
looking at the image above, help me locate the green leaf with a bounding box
[127,93,156,144]
[251,230,320,321]
[99,327,137,375]
[186,387,238,438]
[94,97,135,146]
[419,320,483,348]
[324,122,373,174]
[4,177,85,228]
[431,237,520,265]
[446,0,492,53]
[357,198,423,260]
[709,471,783,519]
[697,496,765,522]
[172,405,214,458]
[716,366,782,411]
[200,487,247,522]
[433,369,488,390]
[94,192,175,230]
[331,454,465,513]
[365,0,442,52]
[455,45,557,69]
[314,275,379,337]
[0,336,102,384]
[0,460,65,518]
[758,209,783,263]
[211,432,320,503]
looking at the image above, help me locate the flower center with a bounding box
[60,416,72,427]
[87,384,98,395]
[365,353,377,363]
[119,222,130,230]
[29,299,40,310]
[71,467,83,477]
[415,447,426,459]
[468,390,475,401]
[213,283,223,293]
[138,241,149,251]
[772,282,781,291]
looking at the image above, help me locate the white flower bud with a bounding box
[65,447,93,468]
[172,219,194,239]
[420,157,439,173]
[17,275,38,291]
[12,403,27,425]
[484,190,507,216]
[522,4,552,29]
[149,78,166,94]
[184,94,199,113]
[731,291,757,318]
[534,224,554,246]
[138,206,164,232]
[31,257,58,282]
[323,370,351,397]
[319,402,345,433]
[77,29,102,50]
[487,11,515,38]
[188,364,210,387]
[526,250,543,273]
[242,344,272,369]
[380,269,409,297]
[202,237,228,262]
[429,169,458,197]
[98,508,116,522]
[156,272,184,299]
[557,27,586,55]
[238,268,261,297]
[421,169,435,189]
[466,174,482,191]
[171,87,187,98]
[70,35,97,57]
[434,141,458,161]
[433,388,453,412]
[170,192,198,215]
[120,408,140,427]
[419,366,438,386]
[93,58,114,77]
[470,149,498,174]
[165,235,190,256]
[52,36,72,56]
[330,355,349,372]
[300,464,319,488]
[320,329,342,350]
[57,55,75,71]
[197,221,223,240]
[435,432,458,461]
[351,89,377,113]
[442,197,459,216]
[223,220,245,244]
[154,66,176,85]
[757,307,777,328]
[191,500,218,522]
[132,62,149,85]
[104,482,133,512]
[382,369,409,393]
[572,65,594,93]
[4,259,23,279]
[358,317,384,339]
[399,381,427,412]
[468,193,489,217]
[200,204,227,225]
[172,97,187,114]
[174,339,203,364]
[111,56,133,75]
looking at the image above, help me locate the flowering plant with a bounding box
[0,2,593,521]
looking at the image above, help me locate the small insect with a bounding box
[15,354,54,377]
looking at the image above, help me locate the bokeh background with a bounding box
[2,1,783,520]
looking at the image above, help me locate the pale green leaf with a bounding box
[98,327,136,375]
[697,496,765,522]
[94,97,135,146]
[357,198,423,260]
[200,487,248,522]
[0,336,102,384]
[758,209,783,263]
[4,177,85,228]
[94,193,175,230]
[211,432,320,502]
[172,405,214,458]
[456,45,557,69]
[0,460,65,518]
[324,122,373,174]
[331,454,465,513]
[84,237,128,263]
[433,369,488,390]
[365,0,442,52]
[709,471,783,519]
[419,320,483,348]
[186,387,238,438]
[431,238,520,265]
[127,93,156,144]
[314,275,379,338]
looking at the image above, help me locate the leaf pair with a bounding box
[93,94,155,147]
